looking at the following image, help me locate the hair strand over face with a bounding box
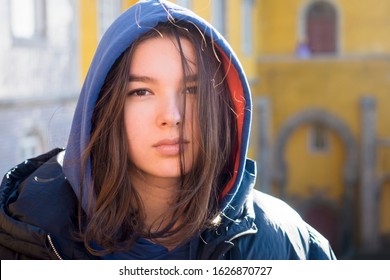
[80,21,237,255]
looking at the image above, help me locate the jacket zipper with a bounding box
[210,228,257,259]
[47,234,63,260]
[228,227,257,243]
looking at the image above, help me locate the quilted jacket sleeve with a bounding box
[236,190,336,260]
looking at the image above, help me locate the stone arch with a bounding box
[274,109,358,192]
[273,108,358,257]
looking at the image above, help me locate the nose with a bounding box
[158,93,182,127]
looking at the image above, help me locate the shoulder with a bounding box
[11,151,78,230]
[236,190,336,259]
[1,149,78,228]
[0,149,84,259]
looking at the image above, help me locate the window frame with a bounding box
[297,0,341,57]
[10,0,47,46]
[305,1,338,54]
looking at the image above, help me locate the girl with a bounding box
[0,0,335,259]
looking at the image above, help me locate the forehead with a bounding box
[129,35,197,76]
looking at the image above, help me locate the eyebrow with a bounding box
[128,74,198,83]
[128,75,156,83]
[185,74,198,82]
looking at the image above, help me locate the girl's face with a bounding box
[124,35,200,186]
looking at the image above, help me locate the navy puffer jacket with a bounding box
[0,0,335,260]
[0,149,335,259]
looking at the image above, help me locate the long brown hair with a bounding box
[81,21,237,255]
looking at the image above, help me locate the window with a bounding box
[212,0,227,36]
[241,0,254,55]
[305,1,337,54]
[97,0,121,40]
[10,0,46,42]
[309,123,330,153]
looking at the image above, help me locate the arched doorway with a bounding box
[273,109,358,257]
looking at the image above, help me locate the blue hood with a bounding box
[63,0,252,216]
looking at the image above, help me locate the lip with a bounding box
[152,138,189,156]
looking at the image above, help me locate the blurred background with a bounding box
[1,0,389,259]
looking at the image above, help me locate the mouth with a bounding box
[152,138,189,156]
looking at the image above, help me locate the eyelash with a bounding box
[184,85,198,94]
[127,85,198,97]
[127,89,150,97]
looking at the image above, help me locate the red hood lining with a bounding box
[215,46,245,200]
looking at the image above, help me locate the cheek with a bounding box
[124,105,145,149]
[124,114,148,167]
[124,108,134,140]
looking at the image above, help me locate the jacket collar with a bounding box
[195,159,258,259]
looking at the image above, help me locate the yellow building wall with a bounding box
[256,60,390,208]
[79,0,139,80]
[341,0,390,53]
[258,0,390,54]
[79,0,98,81]
[122,0,138,9]
[255,0,390,236]
[257,60,390,134]
[191,0,211,21]
[258,0,298,54]
[286,125,345,200]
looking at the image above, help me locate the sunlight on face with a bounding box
[124,35,200,187]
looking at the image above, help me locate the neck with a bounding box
[130,170,180,232]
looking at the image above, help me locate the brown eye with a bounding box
[128,89,151,97]
[185,85,198,94]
